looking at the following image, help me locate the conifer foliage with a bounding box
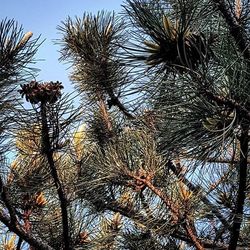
[0,0,250,249]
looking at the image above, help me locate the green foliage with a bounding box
[58,12,127,102]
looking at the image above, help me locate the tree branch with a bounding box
[228,125,249,249]
[0,211,54,250]
[105,202,227,249]
[107,88,135,119]
[16,237,23,250]
[40,103,71,250]
[126,170,205,249]
[184,221,204,250]
[202,89,250,121]
[212,0,250,60]
[126,171,180,222]
[0,176,17,225]
[167,160,231,229]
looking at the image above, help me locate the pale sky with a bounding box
[1,0,124,92]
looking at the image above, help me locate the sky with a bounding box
[1,0,124,92]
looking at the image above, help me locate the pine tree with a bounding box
[0,0,250,249]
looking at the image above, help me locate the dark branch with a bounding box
[0,176,17,225]
[212,0,250,60]
[228,125,249,249]
[16,237,23,250]
[107,89,135,119]
[0,211,54,250]
[202,89,250,121]
[40,103,71,250]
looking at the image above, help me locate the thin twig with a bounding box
[107,88,135,119]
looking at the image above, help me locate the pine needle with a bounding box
[235,0,242,19]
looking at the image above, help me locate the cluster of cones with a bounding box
[19,81,63,104]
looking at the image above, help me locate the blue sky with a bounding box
[1,0,124,92]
